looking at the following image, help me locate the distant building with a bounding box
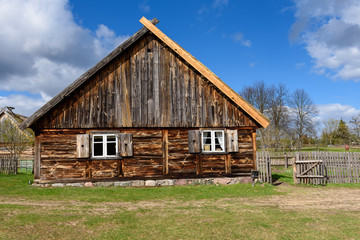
[0,106,34,159]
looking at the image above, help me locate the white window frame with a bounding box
[92,133,118,158]
[201,130,225,153]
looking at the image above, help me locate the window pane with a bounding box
[93,143,103,156]
[215,131,224,151]
[94,135,103,142]
[202,131,212,151]
[107,142,116,156]
[107,135,116,142]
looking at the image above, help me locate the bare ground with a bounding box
[1,185,360,213]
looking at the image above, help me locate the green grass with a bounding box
[1,173,360,239]
[301,147,360,152]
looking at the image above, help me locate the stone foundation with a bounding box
[32,176,252,188]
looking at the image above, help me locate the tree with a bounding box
[321,118,339,146]
[0,119,33,158]
[289,89,318,150]
[267,83,290,151]
[349,114,360,142]
[240,80,272,149]
[335,118,351,145]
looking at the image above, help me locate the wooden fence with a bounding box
[256,151,272,183]
[0,154,18,174]
[265,152,295,167]
[296,152,360,184]
[293,153,326,185]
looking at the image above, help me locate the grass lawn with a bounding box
[1,172,360,240]
[301,147,360,152]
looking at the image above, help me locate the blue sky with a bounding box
[0,0,359,124]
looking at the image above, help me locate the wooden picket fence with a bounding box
[295,152,360,184]
[256,151,272,183]
[266,152,295,167]
[0,154,18,174]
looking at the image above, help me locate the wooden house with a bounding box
[20,17,269,184]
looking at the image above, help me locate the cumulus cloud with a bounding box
[291,0,360,80]
[0,95,47,117]
[316,103,360,123]
[0,0,128,114]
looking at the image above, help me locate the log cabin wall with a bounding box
[33,33,258,130]
[37,128,255,181]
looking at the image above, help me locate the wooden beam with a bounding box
[252,131,257,170]
[162,130,169,175]
[34,135,41,179]
[140,17,270,128]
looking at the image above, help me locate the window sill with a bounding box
[201,152,227,155]
[90,156,122,160]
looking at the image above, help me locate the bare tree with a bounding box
[266,83,290,151]
[321,118,339,146]
[349,114,360,142]
[240,81,272,150]
[289,89,318,150]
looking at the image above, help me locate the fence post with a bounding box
[285,153,288,168]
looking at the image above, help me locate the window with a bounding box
[201,130,225,153]
[92,134,118,158]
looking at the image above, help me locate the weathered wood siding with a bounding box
[34,33,258,130]
[37,128,255,181]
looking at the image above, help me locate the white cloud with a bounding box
[316,103,360,123]
[291,0,360,80]
[231,33,251,47]
[0,0,128,116]
[0,95,47,117]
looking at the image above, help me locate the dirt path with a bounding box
[250,185,360,211]
[1,186,360,212]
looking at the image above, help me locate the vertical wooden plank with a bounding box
[115,61,122,127]
[252,131,257,170]
[124,58,132,127]
[196,154,202,175]
[153,40,160,126]
[147,39,154,126]
[225,154,229,174]
[141,43,148,126]
[162,130,169,175]
[34,135,41,179]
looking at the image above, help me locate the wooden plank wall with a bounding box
[35,33,257,130]
[37,128,255,180]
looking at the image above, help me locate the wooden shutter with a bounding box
[76,134,89,158]
[226,130,238,153]
[188,130,201,153]
[119,133,133,157]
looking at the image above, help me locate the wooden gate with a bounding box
[256,151,272,183]
[293,152,326,185]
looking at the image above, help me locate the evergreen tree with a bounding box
[335,118,350,144]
